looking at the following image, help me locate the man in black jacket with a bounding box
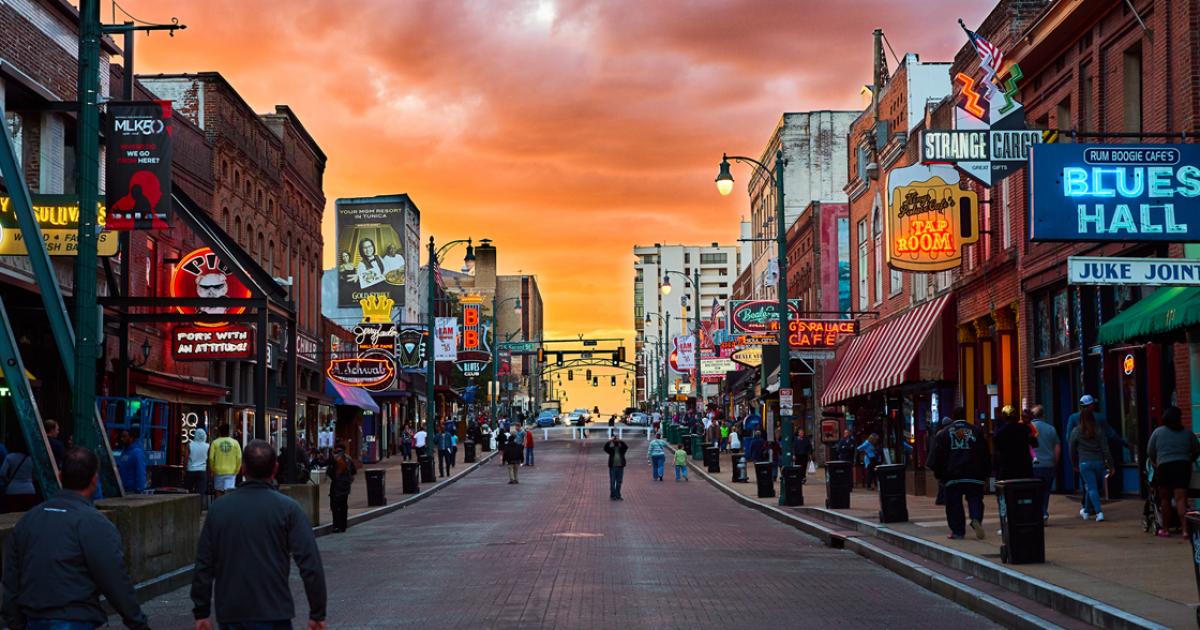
[2,447,148,630]
[191,440,327,630]
[928,408,991,540]
[603,436,629,500]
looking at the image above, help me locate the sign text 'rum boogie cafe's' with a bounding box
[1030,145,1200,242]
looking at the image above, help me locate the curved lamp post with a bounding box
[716,150,793,506]
[426,236,475,459]
[645,311,669,406]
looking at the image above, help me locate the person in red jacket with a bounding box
[523,427,535,467]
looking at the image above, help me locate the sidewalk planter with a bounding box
[401,462,420,494]
[704,446,721,473]
[279,483,321,527]
[781,465,804,507]
[96,494,201,584]
[825,460,852,509]
[754,462,775,498]
[996,479,1044,564]
[875,463,908,523]
[365,469,386,507]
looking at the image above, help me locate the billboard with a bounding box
[1029,144,1200,242]
[335,196,417,308]
[105,101,172,230]
[0,194,117,256]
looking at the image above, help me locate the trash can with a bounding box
[704,446,720,473]
[997,479,1045,564]
[876,463,907,523]
[731,452,748,483]
[418,454,436,483]
[1188,513,1200,627]
[690,434,703,461]
[463,440,476,464]
[781,465,804,506]
[825,460,852,509]
[400,462,420,494]
[481,434,492,452]
[365,469,386,507]
[754,461,775,498]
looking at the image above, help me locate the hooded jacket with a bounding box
[929,420,991,485]
[188,428,210,472]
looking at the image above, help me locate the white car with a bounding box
[628,412,650,426]
[573,408,591,423]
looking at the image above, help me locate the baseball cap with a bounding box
[1079,394,1096,406]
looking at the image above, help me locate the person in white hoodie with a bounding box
[186,428,210,495]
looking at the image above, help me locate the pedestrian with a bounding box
[745,430,766,465]
[1069,406,1114,522]
[928,417,953,505]
[1064,394,1125,503]
[705,419,721,449]
[857,433,881,490]
[793,429,814,480]
[646,433,667,481]
[832,429,856,463]
[1148,406,1199,537]
[116,428,147,494]
[523,426,535,467]
[604,435,628,500]
[401,425,413,461]
[436,423,451,477]
[208,424,242,498]
[929,408,990,540]
[0,438,38,514]
[449,432,458,469]
[503,430,522,484]
[1,447,149,630]
[497,428,510,466]
[186,427,210,495]
[1029,405,1060,523]
[43,419,66,466]
[414,424,428,460]
[993,406,1036,482]
[673,444,689,481]
[327,441,356,533]
[191,440,327,630]
[728,427,741,453]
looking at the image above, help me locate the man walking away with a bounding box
[191,440,326,630]
[436,424,451,477]
[43,419,65,467]
[503,431,522,484]
[929,408,991,540]
[187,427,210,496]
[1030,405,1060,524]
[647,433,667,481]
[2,447,148,630]
[116,429,147,494]
[414,425,427,458]
[208,424,242,498]
[793,429,814,481]
[328,441,356,533]
[524,427,535,467]
[604,435,629,500]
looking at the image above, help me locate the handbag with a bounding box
[806,460,817,475]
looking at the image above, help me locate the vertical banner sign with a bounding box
[434,317,458,361]
[455,299,491,377]
[106,102,173,230]
[672,335,696,370]
[779,388,793,416]
[335,196,414,307]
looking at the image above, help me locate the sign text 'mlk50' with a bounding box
[1030,144,1200,242]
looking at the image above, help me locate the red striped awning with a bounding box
[821,293,952,406]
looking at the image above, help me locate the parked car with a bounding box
[535,410,558,428]
[566,412,585,426]
[628,412,650,427]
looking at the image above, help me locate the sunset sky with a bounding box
[119,0,992,411]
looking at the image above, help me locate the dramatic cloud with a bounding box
[119,0,993,409]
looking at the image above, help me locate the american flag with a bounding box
[709,297,724,327]
[961,20,1003,78]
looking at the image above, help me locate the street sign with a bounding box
[1067,256,1200,286]
[582,340,598,346]
[790,350,835,360]
[581,351,593,359]
[504,341,537,353]
[779,388,793,416]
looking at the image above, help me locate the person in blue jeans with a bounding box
[674,447,689,481]
[1029,405,1060,523]
[603,436,628,500]
[646,433,668,481]
[1069,408,1114,522]
[929,409,992,540]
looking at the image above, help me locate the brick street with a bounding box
[134,439,997,629]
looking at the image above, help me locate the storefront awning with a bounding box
[1098,287,1200,345]
[822,293,952,406]
[325,378,380,413]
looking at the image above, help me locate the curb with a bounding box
[130,449,499,602]
[669,446,1166,630]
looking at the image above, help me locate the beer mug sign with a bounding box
[885,163,979,272]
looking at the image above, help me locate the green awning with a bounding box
[1097,287,1200,345]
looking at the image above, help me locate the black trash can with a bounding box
[731,452,748,483]
[876,463,907,523]
[418,454,436,483]
[754,462,775,498]
[997,479,1045,564]
[1188,514,1200,627]
[826,460,852,509]
[781,465,804,506]
[463,440,476,464]
[400,462,420,494]
[481,434,492,452]
[365,469,386,507]
[690,434,703,461]
[704,446,721,473]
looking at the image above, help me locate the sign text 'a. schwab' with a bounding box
[1030,145,1200,242]
[326,357,395,388]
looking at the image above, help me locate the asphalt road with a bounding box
[132,439,998,629]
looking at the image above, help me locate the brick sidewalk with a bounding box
[693,452,1194,628]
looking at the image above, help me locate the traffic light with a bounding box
[610,376,616,386]
[592,377,599,387]
[586,369,592,380]
[568,370,574,381]
[537,347,545,363]
[617,346,626,363]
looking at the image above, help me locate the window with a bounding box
[872,201,882,305]
[700,253,727,264]
[890,268,903,298]
[1056,97,1070,133]
[914,273,928,302]
[1080,63,1093,133]
[684,253,690,264]
[857,219,868,311]
[5,112,22,169]
[221,160,229,178]
[1123,44,1142,133]
[717,268,728,276]
[837,217,850,315]
[1001,178,1012,250]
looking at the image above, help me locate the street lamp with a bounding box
[426,236,475,460]
[715,149,793,506]
[645,311,669,406]
[662,269,701,409]
[491,294,522,426]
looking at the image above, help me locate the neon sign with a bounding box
[886,163,979,272]
[170,247,252,327]
[326,357,395,388]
